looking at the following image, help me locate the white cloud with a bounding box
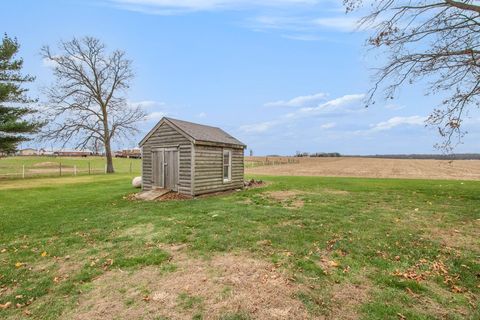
[385,103,405,111]
[265,92,327,107]
[321,122,336,129]
[127,100,165,109]
[147,111,168,120]
[128,100,168,121]
[240,120,281,133]
[111,0,320,14]
[313,16,360,32]
[281,34,325,41]
[241,93,364,133]
[197,112,207,118]
[370,116,426,132]
[42,57,58,68]
[109,0,363,38]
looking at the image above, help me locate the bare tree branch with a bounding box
[346,0,480,151]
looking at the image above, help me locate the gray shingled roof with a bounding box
[166,117,246,147]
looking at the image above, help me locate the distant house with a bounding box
[53,149,93,157]
[139,117,246,196]
[115,148,142,159]
[39,148,55,156]
[17,148,38,156]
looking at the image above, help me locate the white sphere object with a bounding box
[132,176,142,188]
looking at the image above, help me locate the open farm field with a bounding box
[246,157,480,180]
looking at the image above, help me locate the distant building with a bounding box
[39,148,55,156]
[115,148,142,159]
[17,148,39,156]
[53,149,93,157]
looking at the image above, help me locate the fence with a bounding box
[0,156,141,180]
[244,156,300,168]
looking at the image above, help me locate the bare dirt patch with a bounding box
[246,156,480,180]
[32,162,59,168]
[328,281,370,320]
[427,221,480,252]
[119,223,155,238]
[65,251,310,320]
[321,189,350,195]
[0,176,117,191]
[32,254,86,280]
[264,190,306,209]
[118,223,170,242]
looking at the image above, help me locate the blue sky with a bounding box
[2,0,479,155]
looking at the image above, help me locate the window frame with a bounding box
[223,149,232,183]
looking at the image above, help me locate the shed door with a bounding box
[152,151,164,188]
[164,150,179,191]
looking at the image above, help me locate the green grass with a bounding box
[0,174,478,319]
[0,156,141,178]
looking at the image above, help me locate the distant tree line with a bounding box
[294,151,342,157]
[350,154,480,160]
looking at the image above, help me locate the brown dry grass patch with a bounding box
[0,176,119,190]
[32,162,59,167]
[327,281,370,320]
[428,222,480,252]
[321,189,350,195]
[264,190,306,209]
[65,249,310,320]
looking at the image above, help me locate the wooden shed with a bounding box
[139,117,246,196]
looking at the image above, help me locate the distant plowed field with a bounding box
[245,156,480,180]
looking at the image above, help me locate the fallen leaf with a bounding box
[41,251,47,257]
[15,262,24,268]
[1,248,6,253]
[405,287,417,297]
[328,260,339,268]
[24,309,31,316]
[451,285,463,293]
[397,312,406,320]
[15,295,23,299]
[142,295,150,302]
[0,301,12,309]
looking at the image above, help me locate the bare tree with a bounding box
[345,0,480,151]
[41,37,146,172]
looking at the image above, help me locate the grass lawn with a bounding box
[0,156,141,178]
[0,175,479,319]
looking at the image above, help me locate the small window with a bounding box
[223,149,231,182]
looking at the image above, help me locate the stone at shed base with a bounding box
[132,176,142,188]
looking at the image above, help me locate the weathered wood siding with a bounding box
[193,145,244,195]
[142,123,192,194]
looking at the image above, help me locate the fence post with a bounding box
[88,161,91,175]
[104,164,107,174]
[59,163,62,176]
[22,165,25,179]
[74,165,77,176]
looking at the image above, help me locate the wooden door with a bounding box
[164,149,179,191]
[152,151,164,188]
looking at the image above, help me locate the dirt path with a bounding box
[246,157,480,180]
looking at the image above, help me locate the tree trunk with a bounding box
[104,139,114,173]
[101,103,115,174]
